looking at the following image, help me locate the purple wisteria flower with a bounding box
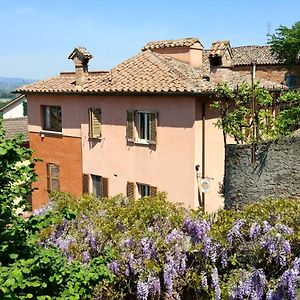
[147,275,161,298]
[137,280,149,300]
[230,269,266,300]
[267,257,300,300]
[141,237,156,260]
[183,218,211,244]
[227,219,246,247]
[109,260,120,274]
[211,267,221,300]
[259,224,292,266]
[33,201,56,216]
[82,250,90,264]
[249,222,261,239]
[201,272,208,290]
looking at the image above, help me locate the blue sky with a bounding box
[0,0,299,79]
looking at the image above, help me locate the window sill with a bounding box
[135,139,150,145]
[40,130,63,137]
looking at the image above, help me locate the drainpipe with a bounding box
[201,100,207,212]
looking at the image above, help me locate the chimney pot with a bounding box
[68,47,93,86]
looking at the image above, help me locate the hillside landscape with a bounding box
[0,76,36,101]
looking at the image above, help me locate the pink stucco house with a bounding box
[18,38,284,212]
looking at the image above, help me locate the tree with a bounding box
[268,21,300,67]
[0,129,37,264]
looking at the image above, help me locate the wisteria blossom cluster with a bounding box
[40,193,300,300]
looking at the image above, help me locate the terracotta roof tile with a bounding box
[17,48,286,95]
[232,45,281,65]
[2,117,28,140]
[142,38,202,50]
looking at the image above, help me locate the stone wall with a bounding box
[225,134,300,209]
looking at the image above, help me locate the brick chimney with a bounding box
[68,47,93,86]
[209,41,233,68]
[142,38,203,68]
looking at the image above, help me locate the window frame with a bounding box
[136,111,151,144]
[90,174,109,198]
[42,105,62,132]
[137,183,151,197]
[127,110,157,145]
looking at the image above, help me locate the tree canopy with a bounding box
[268,21,300,67]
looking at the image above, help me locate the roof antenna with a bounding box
[267,22,271,39]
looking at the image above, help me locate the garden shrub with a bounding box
[42,193,300,300]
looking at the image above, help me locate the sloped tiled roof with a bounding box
[142,38,202,50]
[232,45,281,65]
[17,47,286,95]
[17,50,214,94]
[0,94,26,112]
[2,117,28,140]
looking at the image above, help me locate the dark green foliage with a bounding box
[211,83,300,144]
[268,21,300,67]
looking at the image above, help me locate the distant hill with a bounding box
[0,77,37,99]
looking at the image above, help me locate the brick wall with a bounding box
[225,134,300,209]
[232,64,300,88]
[29,132,83,210]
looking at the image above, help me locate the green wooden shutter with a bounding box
[150,186,158,197]
[126,111,134,142]
[82,174,89,194]
[149,112,157,144]
[23,101,28,116]
[89,108,102,139]
[101,177,109,198]
[126,182,135,199]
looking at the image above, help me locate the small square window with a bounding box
[42,105,62,132]
[91,174,109,198]
[137,183,150,197]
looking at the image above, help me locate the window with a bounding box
[91,174,109,198]
[126,111,157,144]
[285,74,297,89]
[137,183,150,197]
[89,108,102,139]
[46,163,59,191]
[42,105,62,132]
[127,182,157,199]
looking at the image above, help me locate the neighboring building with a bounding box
[2,117,28,144]
[0,94,28,143]
[17,38,285,211]
[0,94,28,119]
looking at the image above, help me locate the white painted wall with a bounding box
[2,97,27,119]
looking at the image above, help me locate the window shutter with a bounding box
[127,182,135,199]
[101,177,109,198]
[150,186,158,197]
[82,174,89,194]
[89,108,102,139]
[149,112,157,144]
[126,111,134,142]
[51,164,60,191]
[46,164,51,191]
[23,101,28,116]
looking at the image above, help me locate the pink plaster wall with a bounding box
[27,93,226,212]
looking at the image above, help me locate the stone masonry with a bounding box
[225,134,300,209]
